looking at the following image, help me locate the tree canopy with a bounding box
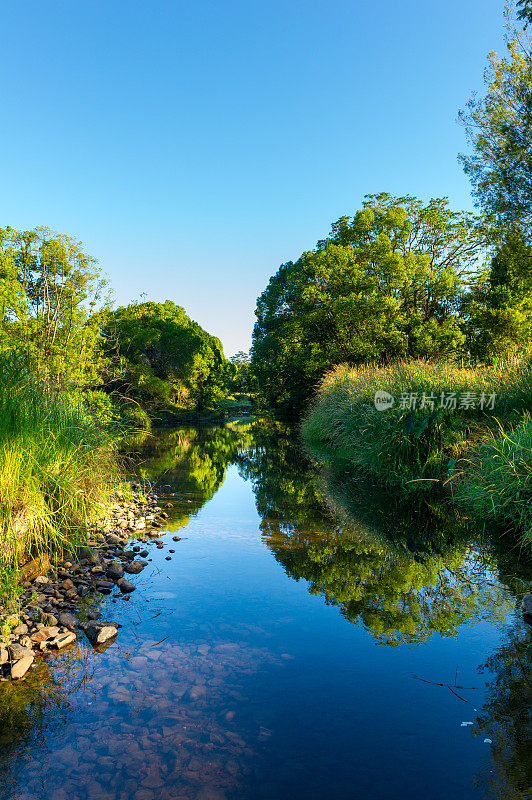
[97,300,230,414]
[251,193,486,413]
[459,10,532,237]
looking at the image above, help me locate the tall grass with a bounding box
[303,360,531,483]
[458,416,532,546]
[0,356,121,605]
[302,360,532,544]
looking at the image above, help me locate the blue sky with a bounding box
[1,0,506,355]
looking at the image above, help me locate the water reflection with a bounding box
[237,422,515,645]
[0,420,530,800]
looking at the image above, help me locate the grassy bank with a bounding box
[302,361,532,545]
[0,358,122,606]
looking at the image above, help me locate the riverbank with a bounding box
[302,361,532,547]
[0,488,174,681]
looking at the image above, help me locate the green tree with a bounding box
[464,229,532,359]
[229,350,257,394]
[98,300,230,414]
[459,8,532,236]
[252,193,485,413]
[0,226,108,387]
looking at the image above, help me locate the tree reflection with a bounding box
[129,421,254,530]
[238,421,514,645]
[474,622,532,800]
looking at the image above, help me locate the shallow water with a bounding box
[1,420,531,800]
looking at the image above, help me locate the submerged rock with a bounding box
[11,652,34,679]
[83,622,118,646]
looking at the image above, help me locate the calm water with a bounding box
[1,420,531,800]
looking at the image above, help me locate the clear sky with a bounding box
[1,0,506,355]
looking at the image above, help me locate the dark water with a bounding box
[1,420,531,800]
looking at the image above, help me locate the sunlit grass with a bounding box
[302,360,532,544]
[0,355,122,606]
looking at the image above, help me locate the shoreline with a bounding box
[0,489,175,682]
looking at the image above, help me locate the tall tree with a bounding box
[459,6,532,236]
[0,226,108,387]
[252,193,486,413]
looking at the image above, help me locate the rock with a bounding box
[106,534,121,545]
[50,632,76,649]
[83,622,118,646]
[8,643,33,661]
[60,579,74,591]
[13,623,28,635]
[77,546,93,560]
[139,550,149,558]
[42,613,58,627]
[0,645,8,665]
[58,612,77,631]
[11,652,34,679]
[20,554,51,582]
[125,561,145,574]
[106,561,124,580]
[35,575,49,584]
[30,627,55,643]
[172,536,181,542]
[118,580,135,593]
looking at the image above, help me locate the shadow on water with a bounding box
[0,419,529,800]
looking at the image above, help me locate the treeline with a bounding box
[251,4,532,416]
[0,226,251,426]
[249,3,532,545]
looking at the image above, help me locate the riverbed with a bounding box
[0,420,530,800]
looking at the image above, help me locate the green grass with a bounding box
[457,416,532,546]
[0,355,122,607]
[302,360,532,544]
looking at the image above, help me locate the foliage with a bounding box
[0,226,108,388]
[302,361,532,543]
[229,350,258,395]
[458,415,532,544]
[97,301,230,415]
[463,229,532,360]
[237,420,512,645]
[252,193,486,414]
[459,10,532,237]
[0,354,120,606]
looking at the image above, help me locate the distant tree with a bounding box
[252,193,486,413]
[229,350,257,394]
[98,301,230,413]
[459,7,532,237]
[517,0,532,26]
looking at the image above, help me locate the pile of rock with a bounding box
[0,489,173,681]
[0,619,78,680]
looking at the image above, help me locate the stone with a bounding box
[58,612,77,631]
[118,580,135,593]
[34,575,49,584]
[84,622,118,646]
[8,643,33,661]
[60,579,74,591]
[50,632,76,649]
[13,623,28,635]
[77,546,93,560]
[125,561,145,575]
[30,627,55,643]
[106,561,124,580]
[11,652,34,679]
[0,645,8,665]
